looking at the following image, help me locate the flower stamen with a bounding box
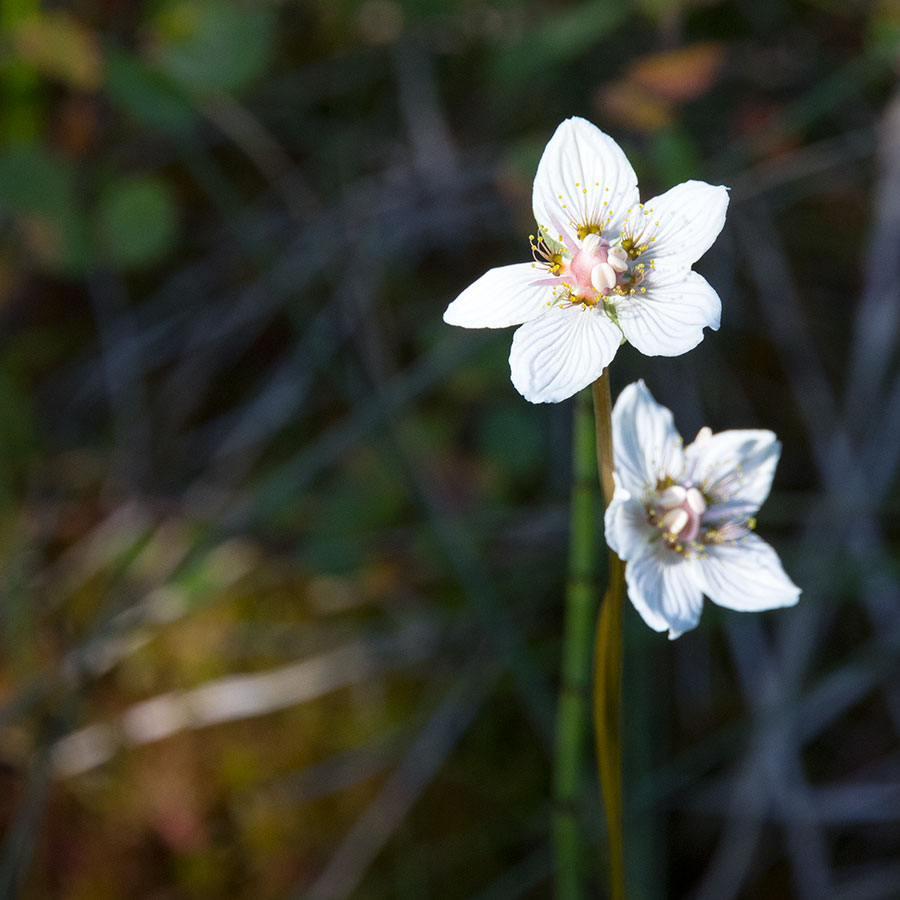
[529,233,564,275]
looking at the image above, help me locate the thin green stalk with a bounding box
[591,371,615,506]
[552,385,599,900]
[592,372,627,900]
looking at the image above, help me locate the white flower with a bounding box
[443,117,729,403]
[605,380,800,639]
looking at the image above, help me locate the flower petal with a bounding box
[604,476,655,561]
[532,117,639,248]
[685,429,781,509]
[443,263,557,329]
[508,304,621,403]
[625,541,705,639]
[616,270,721,357]
[635,180,729,267]
[694,534,801,612]
[611,380,684,494]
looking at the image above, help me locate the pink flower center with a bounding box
[561,234,629,305]
[569,238,608,288]
[655,485,707,545]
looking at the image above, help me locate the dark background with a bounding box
[0,0,899,897]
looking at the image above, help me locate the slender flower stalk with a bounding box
[592,372,626,900]
[553,386,600,900]
[592,373,615,505]
[553,374,628,900]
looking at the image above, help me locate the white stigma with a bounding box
[658,485,686,508]
[581,233,602,254]
[591,262,617,293]
[686,487,706,514]
[661,508,689,535]
[608,246,629,273]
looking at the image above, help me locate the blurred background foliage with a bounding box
[1,0,900,898]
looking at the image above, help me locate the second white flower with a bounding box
[605,380,801,639]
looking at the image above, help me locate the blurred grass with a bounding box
[0,0,898,898]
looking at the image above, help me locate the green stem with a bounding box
[552,385,599,900]
[591,372,615,507]
[592,372,627,900]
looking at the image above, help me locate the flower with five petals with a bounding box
[443,117,729,403]
[605,380,801,639]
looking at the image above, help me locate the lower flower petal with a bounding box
[616,270,721,357]
[509,304,621,403]
[443,263,556,329]
[694,534,801,612]
[625,542,705,639]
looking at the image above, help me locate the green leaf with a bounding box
[105,46,195,133]
[94,176,179,269]
[152,0,277,94]
[0,144,74,217]
[0,145,87,273]
[491,3,629,88]
[649,128,699,188]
